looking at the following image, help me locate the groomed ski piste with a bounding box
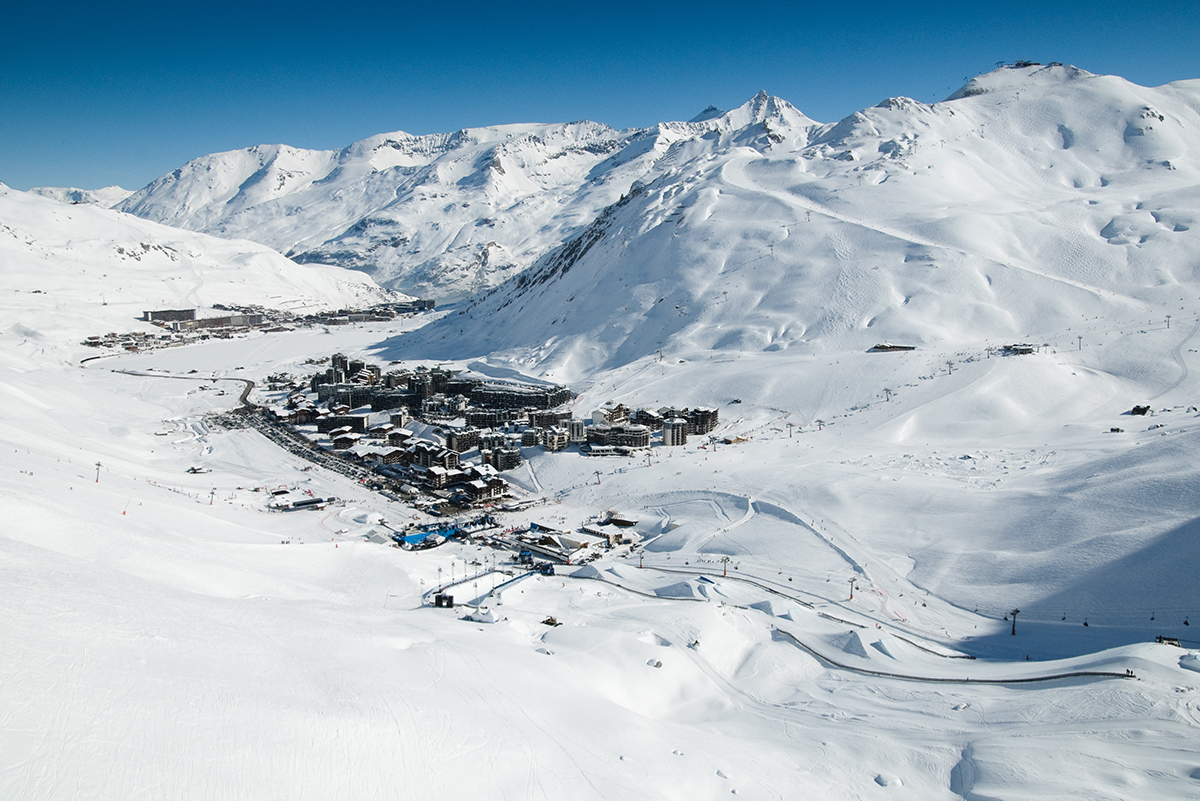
[6,63,1200,798]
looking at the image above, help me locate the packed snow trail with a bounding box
[771,627,1130,686]
[632,563,970,659]
[718,154,1120,303]
[567,569,1132,685]
[1150,317,1200,400]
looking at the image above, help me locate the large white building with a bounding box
[662,418,689,446]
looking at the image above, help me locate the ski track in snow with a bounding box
[1151,317,1200,400]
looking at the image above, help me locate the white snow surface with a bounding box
[6,65,1200,799]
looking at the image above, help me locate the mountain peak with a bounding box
[945,62,1095,101]
[721,91,817,129]
[689,105,726,123]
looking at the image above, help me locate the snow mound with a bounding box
[830,630,870,659]
[654,581,700,599]
[571,564,605,580]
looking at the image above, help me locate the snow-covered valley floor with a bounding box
[6,304,1200,800]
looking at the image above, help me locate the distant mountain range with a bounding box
[34,64,1200,376]
[93,93,814,301]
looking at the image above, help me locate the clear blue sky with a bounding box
[2,1,1197,191]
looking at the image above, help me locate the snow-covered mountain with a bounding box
[392,64,1200,375]
[0,184,400,367]
[113,93,815,299]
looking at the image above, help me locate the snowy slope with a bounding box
[5,297,1200,799]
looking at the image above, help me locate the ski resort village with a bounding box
[7,62,1200,799]
[220,342,721,567]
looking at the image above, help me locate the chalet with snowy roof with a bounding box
[656,406,719,435]
[388,428,415,447]
[377,447,405,465]
[368,422,395,439]
[423,465,449,490]
[593,402,631,425]
[633,408,664,430]
[542,427,569,451]
[410,440,460,470]
[445,428,479,453]
[586,423,651,449]
[317,415,367,434]
[496,446,522,471]
[464,477,507,501]
[331,432,362,450]
[477,431,510,452]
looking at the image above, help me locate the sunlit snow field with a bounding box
[5,308,1200,799]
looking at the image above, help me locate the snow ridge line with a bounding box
[772,628,1130,685]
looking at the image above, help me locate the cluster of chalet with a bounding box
[269,353,721,503]
[276,395,510,503]
[82,330,179,351]
[308,358,571,422]
[582,402,719,454]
